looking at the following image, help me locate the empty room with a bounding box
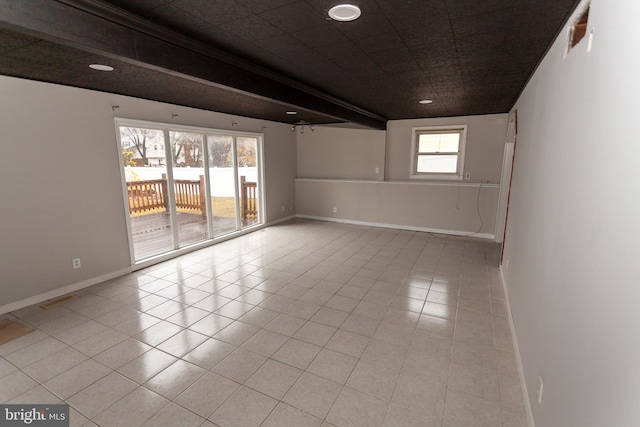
[1,1,639,426]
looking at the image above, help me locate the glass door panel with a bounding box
[169,131,208,247]
[236,136,260,227]
[119,120,264,264]
[119,126,174,260]
[207,135,238,237]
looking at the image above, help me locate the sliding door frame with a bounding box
[115,118,265,268]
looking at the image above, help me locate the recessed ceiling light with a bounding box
[328,4,361,22]
[419,99,433,104]
[89,64,114,71]
[286,111,297,115]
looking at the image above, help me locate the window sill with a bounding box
[410,174,463,181]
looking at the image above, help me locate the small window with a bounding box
[411,126,467,180]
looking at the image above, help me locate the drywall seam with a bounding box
[500,267,536,427]
[296,214,495,240]
[0,268,131,315]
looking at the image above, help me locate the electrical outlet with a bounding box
[281,205,285,212]
[537,376,544,404]
[72,258,81,269]
[333,207,337,213]
[465,172,471,180]
[375,167,380,174]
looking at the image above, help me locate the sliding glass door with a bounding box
[236,136,260,228]
[117,120,263,262]
[120,126,175,259]
[169,131,208,248]
[207,135,238,238]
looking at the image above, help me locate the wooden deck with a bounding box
[130,212,242,260]
[126,176,259,260]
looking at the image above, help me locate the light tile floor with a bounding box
[0,219,527,427]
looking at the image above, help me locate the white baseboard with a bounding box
[0,267,131,315]
[2,216,298,313]
[500,267,536,427]
[1,213,486,314]
[295,214,495,240]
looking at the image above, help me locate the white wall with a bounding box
[297,126,386,180]
[386,114,507,183]
[502,1,640,426]
[0,76,296,311]
[296,179,499,237]
[296,115,507,237]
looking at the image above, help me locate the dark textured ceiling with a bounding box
[0,0,581,128]
[0,28,341,125]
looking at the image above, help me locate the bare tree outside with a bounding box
[171,131,203,167]
[236,137,257,167]
[208,135,233,167]
[120,127,162,166]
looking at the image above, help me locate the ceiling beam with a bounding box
[0,0,388,129]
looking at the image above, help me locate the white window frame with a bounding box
[410,125,468,181]
[114,117,265,265]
